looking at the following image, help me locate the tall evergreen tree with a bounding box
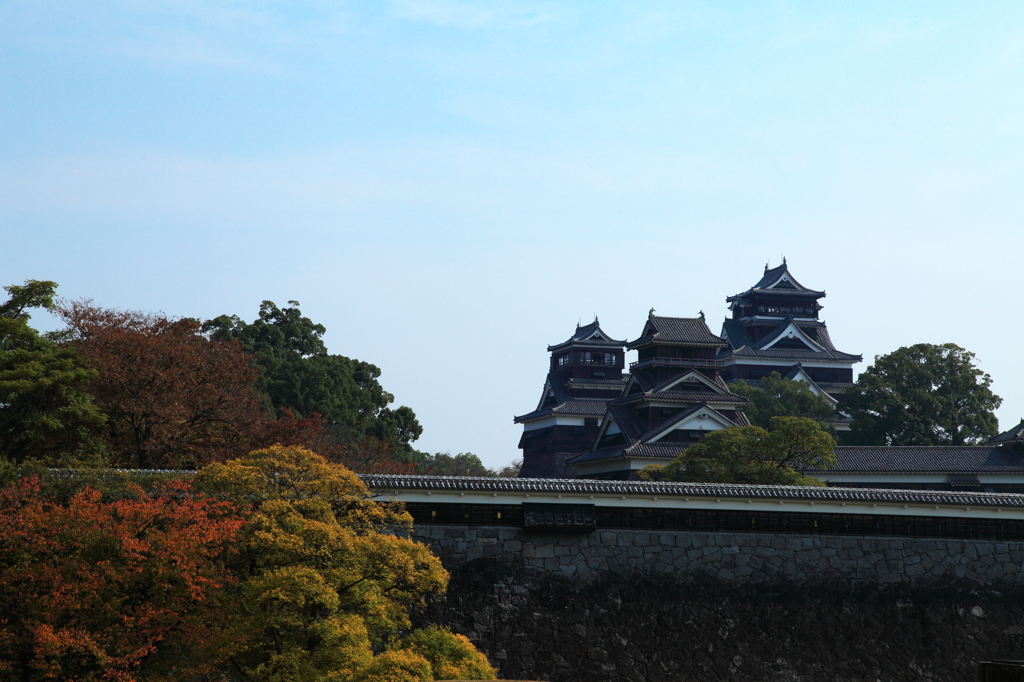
[0,281,106,465]
[202,301,422,451]
[846,343,1001,446]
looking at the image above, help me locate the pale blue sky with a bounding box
[3,1,1023,467]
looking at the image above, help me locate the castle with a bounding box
[515,262,1024,490]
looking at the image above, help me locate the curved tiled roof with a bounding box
[829,445,1024,473]
[360,474,1024,508]
[514,398,610,423]
[727,346,862,362]
[547,319,626,351]
[628,316,727,349]
[726,263,825,302]
[992,420,1024,444]
[619,390,748,404]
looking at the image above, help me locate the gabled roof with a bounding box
[783,364,840,405]
[617,369,749,407]
[727,261,825,303]
[755,320,827,353]
[627,315,727,350]
[991,420,1024,444]
[570,404,750,466]
[548,318,625,351]
[719,317,862,363]
[644,403,739,443]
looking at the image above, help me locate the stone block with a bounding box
[617,534,633,547]
[723,546,740,555]
[534,544,555,558]
[503,540,523,552]
[634,533,651,547]
[466,546,483,562]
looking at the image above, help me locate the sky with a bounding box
[3,1,1023,468]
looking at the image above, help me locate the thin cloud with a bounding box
[390,0,565,30]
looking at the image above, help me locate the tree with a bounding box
[640,417,835,486]
[730,372,838,429]
[202,301,423,453]
[192,445,494,682]
[0,477,242,682]
[330,434,419,475]
[58,301,321,469]
[415,452,495,477]
[846,343,1002,446]
[0,281,106,465]
[495,458,523,478]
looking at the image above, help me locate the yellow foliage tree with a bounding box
[194,445,494,682]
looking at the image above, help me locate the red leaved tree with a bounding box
[0,478,244,681]
[58,302,324,469]
[327,434,418,475]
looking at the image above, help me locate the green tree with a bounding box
[415,452,495,477]
[192,445,493,682]
[203,302,422,452]
[846,343,1002,446]
[0,281,106,465]
[730,372,837,429]
[640,416,835,486]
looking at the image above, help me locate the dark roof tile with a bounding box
[361,473,1024,508]
[828,446,1024,473]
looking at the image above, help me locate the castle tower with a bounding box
[568,314,750,480]
[718,261,862,413]
[514,319,627,478]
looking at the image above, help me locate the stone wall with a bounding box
[412,526,1024,682]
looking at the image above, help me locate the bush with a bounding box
[398,625,497,680]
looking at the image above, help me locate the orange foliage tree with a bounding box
[0,477,243,681]
[58,302,323,469]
